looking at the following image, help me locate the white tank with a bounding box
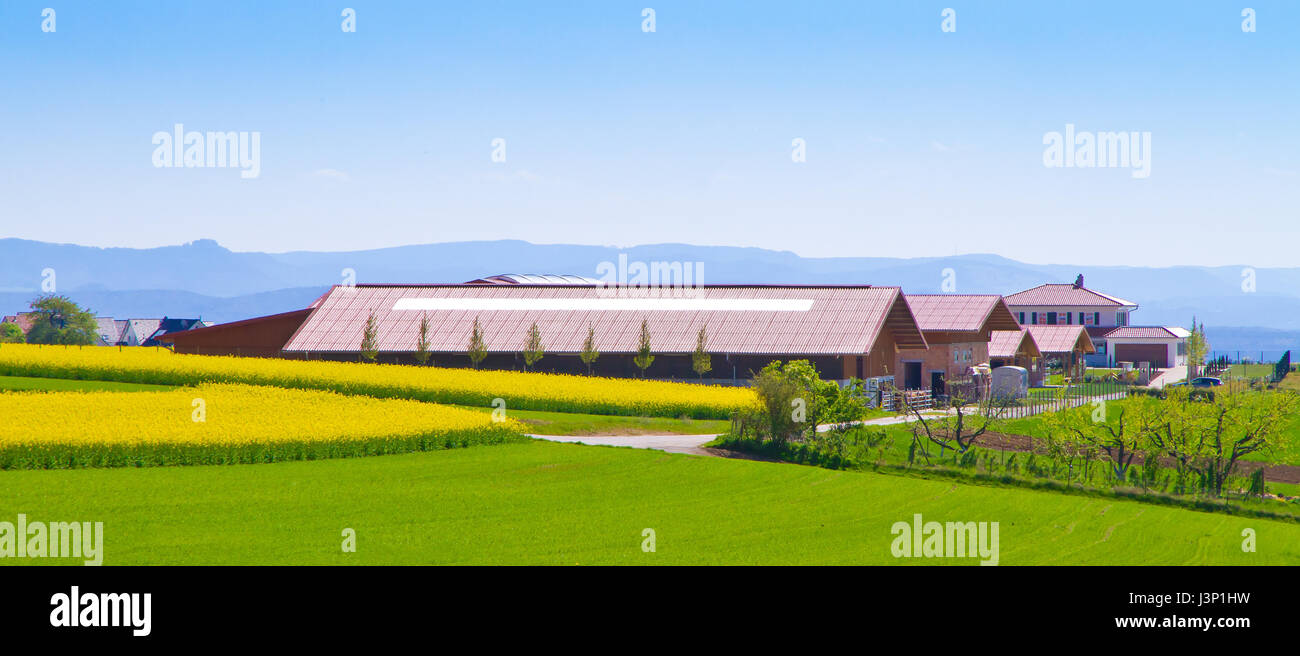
[991,366,1028,400]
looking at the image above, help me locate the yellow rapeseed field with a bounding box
[0,344,758,418]
[0,382,524,469]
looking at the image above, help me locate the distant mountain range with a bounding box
[1,238,1296,356]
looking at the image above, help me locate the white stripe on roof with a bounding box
[393,297,816,312]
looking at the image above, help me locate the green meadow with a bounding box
[2,440,1294,565]
[0,374,175,393]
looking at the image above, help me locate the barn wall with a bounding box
[165,310,312,358]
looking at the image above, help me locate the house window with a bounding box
[1094,312,1100,325]
[1031,312,1038,325]
[1018,312,1025,324]
[1083,313,1094,325]
[1064,312,1072,324]
[1117,312,1127,326]
[1046,312,1058,325]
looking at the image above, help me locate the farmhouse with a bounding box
[893,295,1022,393]
[94,318,129,346]
[1,313,37,337]
[1004,275,1188,369]
[160,282,930,380]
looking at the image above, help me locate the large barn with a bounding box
[160,282,930,381]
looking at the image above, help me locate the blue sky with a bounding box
[1,1,1297,266]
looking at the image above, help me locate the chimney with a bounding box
[1073,274,1084,289]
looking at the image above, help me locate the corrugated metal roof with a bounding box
[1026,325,1095,354]
[1004,284,1136,308]
[465,273,604,285]
[904,294,1020,333]
[282,284,926,356]
[988,329,1040,359]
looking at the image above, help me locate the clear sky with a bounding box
[1,1,1297,266]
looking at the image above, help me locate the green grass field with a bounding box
[0,374,175,393]
[2,440,1294,565]
[1227,364,1276,379]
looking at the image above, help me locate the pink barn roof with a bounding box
[1026,325,1095,354]
[988,329,1041,359]
[282,284,928,356]
[904,294,1022,333]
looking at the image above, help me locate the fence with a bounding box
[891,379,1130,420]
[881,388,933,412]
[996,379,1130,419]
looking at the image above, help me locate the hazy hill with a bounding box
[1,238,1295,354]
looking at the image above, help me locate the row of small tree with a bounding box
[893,379,1296,499]
[360,312,715,378]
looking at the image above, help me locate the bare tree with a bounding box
[579,324,599,375]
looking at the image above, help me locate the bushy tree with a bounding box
[746,360,870,445]
[24,295,97,345]
[0,322,23,344]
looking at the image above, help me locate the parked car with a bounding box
[1189,377,1223,388]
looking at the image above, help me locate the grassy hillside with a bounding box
[2,440,1294,565]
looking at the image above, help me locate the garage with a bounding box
[1114,343,1168,368]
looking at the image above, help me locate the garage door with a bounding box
[1114,343,1168,368]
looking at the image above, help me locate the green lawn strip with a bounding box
[0,375,175,393]
[2,440,1296,565]
[1227,364,1275,379]
[458,406,728,436]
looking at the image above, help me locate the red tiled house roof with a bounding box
[1004,284,1136,308]
[1098,326,1180,339]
